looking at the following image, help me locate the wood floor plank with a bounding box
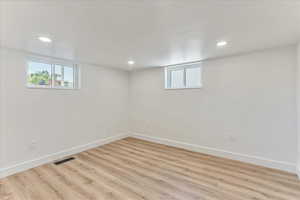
[102,142,294,200]
[112,140,300,198]
[112,140,298,192]
[25,169,65,200]
[67,160,147,200]
[122,138,299,184]
[0,178,18,200]
[52,163,122,200]
[81,151,182,200]
[1,137,300,200]
[76,153,179,200]
[86,149,216,200]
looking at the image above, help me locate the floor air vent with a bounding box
[54,157,75,165]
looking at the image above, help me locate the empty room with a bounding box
[1,0,300,199]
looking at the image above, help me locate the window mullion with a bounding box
[51,64,54,88]
[74,65,77,88]
[62,66,65,88]
[183,67,187,88]
[168,70,172,88]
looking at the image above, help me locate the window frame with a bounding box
[165,63,202,90]
[26,58,79,90]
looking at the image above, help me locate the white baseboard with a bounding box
[131,133,297,174]
[0,133,297,179]
[0,133,130,179]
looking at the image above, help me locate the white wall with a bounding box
[0,4,4,170]
[0,45,298,176]
[297,43,300,176]
[0,49,4,170]
[129,46,297,172]
[0,48,129,170]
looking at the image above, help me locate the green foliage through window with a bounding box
[29,70,51,86]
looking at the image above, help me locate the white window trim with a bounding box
[165,63,202,90]
[26,58,79,90]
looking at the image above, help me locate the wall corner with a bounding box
[296,43,300,179]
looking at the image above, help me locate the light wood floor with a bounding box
[1,137,300,200]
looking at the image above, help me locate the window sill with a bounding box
[26,86,79,91]
[164,87,202,90]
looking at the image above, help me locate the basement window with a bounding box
[27,60,78,89]
[165,63,202,89]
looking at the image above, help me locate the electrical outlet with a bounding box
[28,141,37,151]
[228,136,236,143]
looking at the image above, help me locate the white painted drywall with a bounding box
[0,4,4,170]
[0,45,298,175]
[297,43,300,177]
[0,48,129,168]
[129,46,297,171]
[0,49,4,170]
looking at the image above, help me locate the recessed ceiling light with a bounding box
[38,36,52,43]
[217,41,227,47]
[128,60,135,65]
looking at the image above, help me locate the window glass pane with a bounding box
[171,69,184,88]
[27,61,52,87]
[54,65,63,87]
[63,66,74,88]
[186,67,201,88]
